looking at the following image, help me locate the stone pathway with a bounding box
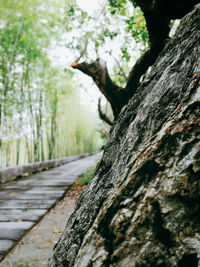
[0,186,83,267]
[0,153,102,262]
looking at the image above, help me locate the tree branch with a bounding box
[71,0,199,123]
[134,0,199,19]
[125,0,198,95]
[75,37,89,62]
[98,98,114,126]
[107,51,128,80]
[71,59,123,118]
[125,8,170,95]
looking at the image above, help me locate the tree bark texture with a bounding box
[48,5,200,267]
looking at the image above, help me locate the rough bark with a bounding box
[49,5,200,267]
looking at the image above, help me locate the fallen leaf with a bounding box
[37,245,49,249]
[46,240,53,243]
[53,230,62,234]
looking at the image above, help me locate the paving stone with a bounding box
[26,189,64,194]
[0,222,34,240]
[0,186,65,192]
[0,221,34,229]
[0,199,55,209]
[0,209,47,222]
[29,182,71,187]
[0,240,15,252]
[0,185,30,190]
[0,192,64,200]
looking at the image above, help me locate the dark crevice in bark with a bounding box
[151,202,173,248]
[97,209,116,266]
[114,112,137,139]
[136,160,161,180]
[178,253,198,267]
[97,201,133,266]
[124,160,164,196]
[188,169,200,184]
[62,260,68,267]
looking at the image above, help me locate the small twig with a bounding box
[75,37,89,62]
[98,98,114,126]
[107,51,128,80]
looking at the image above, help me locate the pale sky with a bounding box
[76,0,106,14]
[49,0,109,111]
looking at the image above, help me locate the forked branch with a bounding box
[71,59,123,118]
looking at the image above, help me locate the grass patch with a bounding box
[76,165,96,186]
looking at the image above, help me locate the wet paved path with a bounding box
[0,153,102,261]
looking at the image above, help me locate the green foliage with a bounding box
[108,1,149,47]
[0,0,103,167]
[0,0,156,167]
[109,0,128,15]
[125,7,149,46]
[121,47,131,62]
[76,165,96,185]
[64,0,149,87]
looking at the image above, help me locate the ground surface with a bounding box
[0,152,102,264]
[0,185,85,267]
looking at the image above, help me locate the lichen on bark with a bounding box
[48,5,200,267]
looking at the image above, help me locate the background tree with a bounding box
[65,0,198,124]
[0,0,103,167]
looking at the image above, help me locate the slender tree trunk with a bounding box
[27,68,38,163]
[16,61,26,165]
[16,139,20,165]
[39,90,45,161]
[25,137,32,163]
[48,93,57,159]
[24,60,33,163]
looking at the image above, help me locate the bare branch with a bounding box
[107,51,128,80]
[75,37,89,62]
[71,59,123,118]
[98,98,114,126]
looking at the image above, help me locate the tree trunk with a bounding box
[48,5,200,267]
